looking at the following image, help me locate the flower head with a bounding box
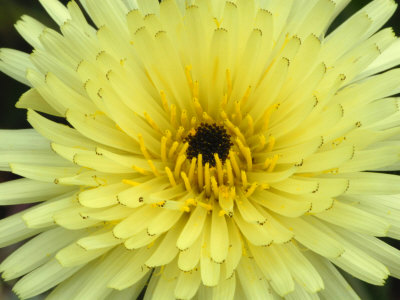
[1,0,400,299]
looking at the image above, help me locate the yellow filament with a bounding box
[180,205,191,212]
[267,154,279,172]
[181,172,192,191]
[170,104,177,128]
[176,126,185,141]
[221,93,228,108]
[234,101,242,124]
[233,127,246,145]
[165,130,172,143]
[204,163,211,196]
[165,167,176,186]
[144,112,160,132]
[211,176,219,198]
[160,90,170,114]
[245,182,258,197]
[245,114,254,136]
[147,160,160,176]
[138,134,152,160]
[161,136,167,162]
[178,142,189,157]
[267,136,276,152]
[255,134,266,152]
[214,154,224,185]
[220,110,228,120]
[262,104,279,131]
[225,160,234,186]
[185,198,197,206]
[185,65,193,90]
[202,111,212,122]
[122,179,140,186]
[174,154,186,178]
[198,201,213,211]
[168,141,179,159]
[188,157,197,182]
[181,110,188,128]
[236,138,252,170]
[193,98,203,117]
[133,165,148,175]
[264,157,272,169]
[240,85,252,107]
[229,151,241,178]
[197,154,204,189]
[190,116,197,128]
[193,80,199,99]
[241,170,248,188]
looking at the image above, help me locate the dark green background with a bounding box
[0,0,399,299]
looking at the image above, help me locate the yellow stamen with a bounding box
[241,170,248,188]
[245,114,254,136]
[204,162,211,196]
[267,135,276,152]
[188,157,197,182]
[262,103,280,131]
[193,80,199,99]
[219,210,227,216]
[185,65,193,90]
[264,157,272,169]
[144,112,160,132]
[267,154,279,172]
[193,98,203,117]
[240,85,252,107]
[178,142,189,157]
[165,166,176,186]
[161,136,167,162]
[122,179,140,186]
[229,151,241,178]
[255,134,266,152]
[160,90,170,114]
[181,110,188,128]
[176,126,185,141]
[133,165,148,175]
[211,176,219,198]
[170,104,177,128]
[180,205,191,212]
[165,130,172,143]
[147,160,160,176]
[245,182,258,197]
[197,154,204,189]
[185,198,197,206]
[202,111,212,122]
[168,141,179,159]
[174,154,186,179]
[198,201,213,211]
[221,93,228,109]
[226,159,234,186]
[190,116,197,128]
[214,154,224,185]
[237,138,252,171]
[181,172,192,191]
[138,134,152,160]
[234,101,242,124]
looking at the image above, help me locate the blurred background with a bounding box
[0,0,399,299]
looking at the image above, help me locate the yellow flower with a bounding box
[1,0,400,298]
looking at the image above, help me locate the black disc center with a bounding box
[185,123,233,167]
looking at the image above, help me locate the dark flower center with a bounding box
[185,123,233,167]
